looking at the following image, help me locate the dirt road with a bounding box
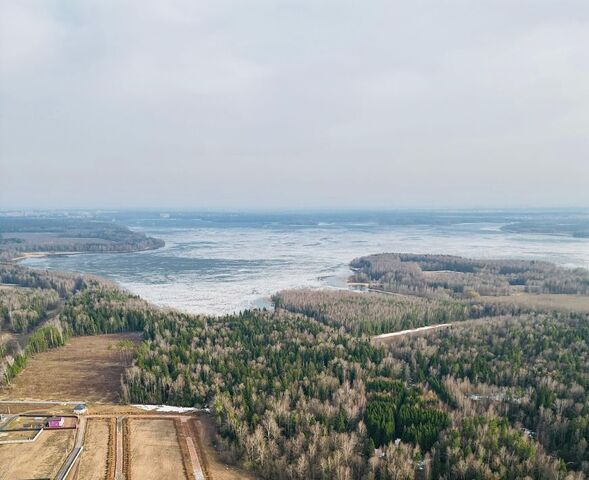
[373,323,451,340]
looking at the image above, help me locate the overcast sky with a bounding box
[1,1,588,210]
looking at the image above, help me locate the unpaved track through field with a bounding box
[55,416,85,480]
[179,417,206,480]
[115,416,124,480]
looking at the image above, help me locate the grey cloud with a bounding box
[1,0,588,209]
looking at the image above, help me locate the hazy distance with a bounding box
[1,1,588,210]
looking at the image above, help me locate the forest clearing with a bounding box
[0,333,141,402]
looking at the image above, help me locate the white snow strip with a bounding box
[131,404,209,413]
[374,323,451,340]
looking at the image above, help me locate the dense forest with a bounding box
[0,261,90,336]
[0,286,60,333]
[391,312,589,475]
[123,307,569,479]
[2,254,589,478]
[272,254,589,477]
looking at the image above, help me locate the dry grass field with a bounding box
[77,419,111,480]
[0,429,40,441]
[0,402,79,415]
[0,332,142,402]
[128,418,187,480]
[0,429,75,480]
[484,293,589,312]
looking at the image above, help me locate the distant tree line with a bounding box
[350,253,589,297]
[0,217,164,259]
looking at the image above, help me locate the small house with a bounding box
[73,404,87,415]
[47,416,64,428]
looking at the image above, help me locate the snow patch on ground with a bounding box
[132,404,209,413]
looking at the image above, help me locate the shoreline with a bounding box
[11,242,166,262]
[15,252,356,317]
[12,251,86,261]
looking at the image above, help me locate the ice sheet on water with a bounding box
[21,213,589,315]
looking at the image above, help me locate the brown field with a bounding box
[0,402,80,415]
[78,419,111,480]
[0,332,142,402]
[128,418,187,480]
[0,429,75,480]
[484,293,589,312]
[0,429,40,441]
